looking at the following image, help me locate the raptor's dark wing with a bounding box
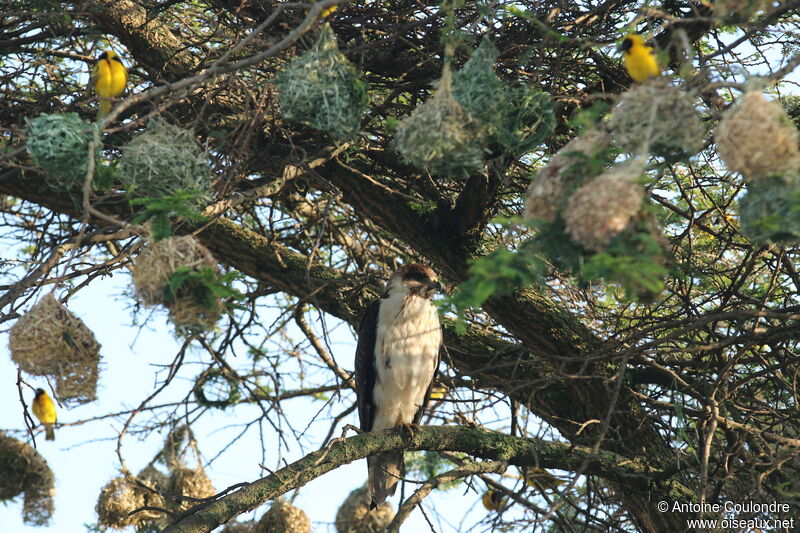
[354,299,381,432]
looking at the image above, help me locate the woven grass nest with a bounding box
[452,38,505,132]
[739,175,800,246]
[525,129,611,222]
[608,80,704,159]
[25,112,98,188]
[167,466,216,512]
[135,464,170,532]
[715,91,800,181]
[96,474,166,530]
[276,23,368,140]
[0,432,55,526]
[713,0,769,20]
[118,118,213,206]
[257,500,311,533]
[335,486,394,533]
[8,293,101,405]
[131,235,223,334]
[563,159,646,252]
[451,38,554,158]
[394,67,485,177]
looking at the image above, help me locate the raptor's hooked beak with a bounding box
[422,280,442,299]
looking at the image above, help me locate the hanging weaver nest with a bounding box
[167,294,225,336]
[256,500,311,533]
[335,486,394,533]
[134,466,170,533]
[138,464,169,493]
[452,38,554,157]
[713,0,769,20]
[587,209,671,301]
[193,368,241,409]
[739,175,800,246]
[525,129,611,222]
[221,520,258,533]
[563,159,646,251]
[96,474,166,530]
[156,425,189,468]
[130,235,223,334]
[452,38,505,131]
[276,23,368,140]
[496,85,556,157]
[394,67,485,177]
[608,80,704,159]
[25,112,98,188]
[715,91,800,180]
[784,95,800,131]
[8,293,101,405]
[167,466,216,512]
[0,432,55,526]
[118,118,213,206]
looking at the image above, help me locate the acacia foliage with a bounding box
[1,1,800,532]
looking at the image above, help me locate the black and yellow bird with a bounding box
[91,49,128,116]
[481,489,508,513]
[31,388,57,441]
[523,467,566,491]
[619,34,661,83]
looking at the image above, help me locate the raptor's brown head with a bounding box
[388,263,441,299]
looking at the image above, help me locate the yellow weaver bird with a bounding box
[619,34,661,83]
[523,467,566,491]
[91,49,128,116]
[481,489,508,512]
[428,385,447,400]
[31,388,57,441]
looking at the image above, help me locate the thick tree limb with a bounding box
[160,425,689,533]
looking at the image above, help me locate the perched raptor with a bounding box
[354,263,442,509]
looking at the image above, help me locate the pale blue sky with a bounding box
[0,273,496,533]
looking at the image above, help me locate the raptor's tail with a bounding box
[367,452,403,509]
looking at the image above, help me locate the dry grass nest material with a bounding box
[335,486,394,533]
[563,159,646,252]
[131,235,218,305]
[96,475,166,530]
[738,175,800,246]
[8,293,101,404]
[276,23,368,140]
[167,466,216,512]
[118,118,212,205]
[0,432,55,526]
[715,91,800,180]
[394,68,485,177]
[608,80,704,159]
[713,0,770,20]
[131,236,225,335]
[257,500,311,533]
[525,129,611,222]
[167,293,224,335]
[25,112,97,187]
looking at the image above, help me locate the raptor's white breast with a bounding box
[371,290,441,431]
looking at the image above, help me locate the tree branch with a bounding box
[161,425,686,533]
